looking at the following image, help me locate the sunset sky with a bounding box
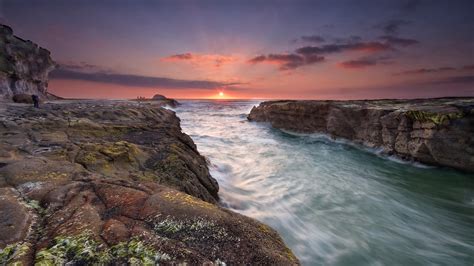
[1,0,473,99]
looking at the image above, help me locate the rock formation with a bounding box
[0,24,56,101]
[0,24,298,264]
[134,94,180,108]
[0,101,298,265]
[248,98,474,172]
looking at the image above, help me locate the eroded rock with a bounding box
[0,101,298,265]
[0,24,56,101]
[248,98,474,172]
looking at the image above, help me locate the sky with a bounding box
[1,0,473,99]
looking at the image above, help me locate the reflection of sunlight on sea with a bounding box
[176,100,474,266]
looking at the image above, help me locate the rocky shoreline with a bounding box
[248,98,474,172]
[0,23,298,264]
[0,100,298,265]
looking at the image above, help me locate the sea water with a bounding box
[175,99,474,265]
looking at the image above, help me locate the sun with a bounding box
[219,91,224,97]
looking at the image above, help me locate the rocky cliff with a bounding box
[0,24,56,100]
[0,101,298,265]
[248,98,474,172]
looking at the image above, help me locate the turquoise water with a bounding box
[175,100,474,265]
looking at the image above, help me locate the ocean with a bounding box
[174,99,474,265]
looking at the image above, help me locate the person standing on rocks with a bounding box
[32,94,39,108]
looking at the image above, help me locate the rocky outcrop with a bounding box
[153,94,179,107]
[248,98,474,172]
[0,101,298,265]
[0,24,56,101]
[135,94,180,108]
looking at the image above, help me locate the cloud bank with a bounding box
[51,64,241,89]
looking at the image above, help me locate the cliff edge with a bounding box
[248,98,474,172]
[0,24,56,101]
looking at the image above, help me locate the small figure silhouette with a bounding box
[32,94,39,108]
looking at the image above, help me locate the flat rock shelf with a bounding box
[248,98,474,172]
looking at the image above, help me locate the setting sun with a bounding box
[219,91,224,97]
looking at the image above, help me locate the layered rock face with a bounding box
[248,98,474,172]
[0,101,297,265]
[0,24,56,100]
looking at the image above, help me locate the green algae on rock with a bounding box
[0,101,298,265]
[0,23,297,264]
[35,234,171,265]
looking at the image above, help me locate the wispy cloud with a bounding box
[395,66,462,75]
[379,36,418,47]
[248,53,324,70]
[250,35,416,71]
[295,41,392,55]
[338,55,394,69]
[434,75,474,84]
[161,53,239,68]
[338,59,377,69]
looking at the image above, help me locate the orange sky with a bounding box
[11,1,469,100]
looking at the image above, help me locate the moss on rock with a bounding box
[0,242,31,266]
[35,233,170,265]
[405,110,464,125]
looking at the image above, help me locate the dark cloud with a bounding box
[396,67,457,75]
[252,35,416,70]
[379,36,419,46]
[300,35,325,43]
[435,75,474,84]
[463,65,474,70]
[165,53,193,60]
[338,55,394,69]
[58,62,113,74]
[296,41,392,56]
[248,53,324,70]
[375,19,411,35]
[338,59,377,69]
[50,68,242,89]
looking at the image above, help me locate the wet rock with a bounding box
[0,23,297,264]
[0,101,219,203]
[248,98,474,172]
[0,188,33,246]
[0,100,298,264]
[30,177,297,265]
